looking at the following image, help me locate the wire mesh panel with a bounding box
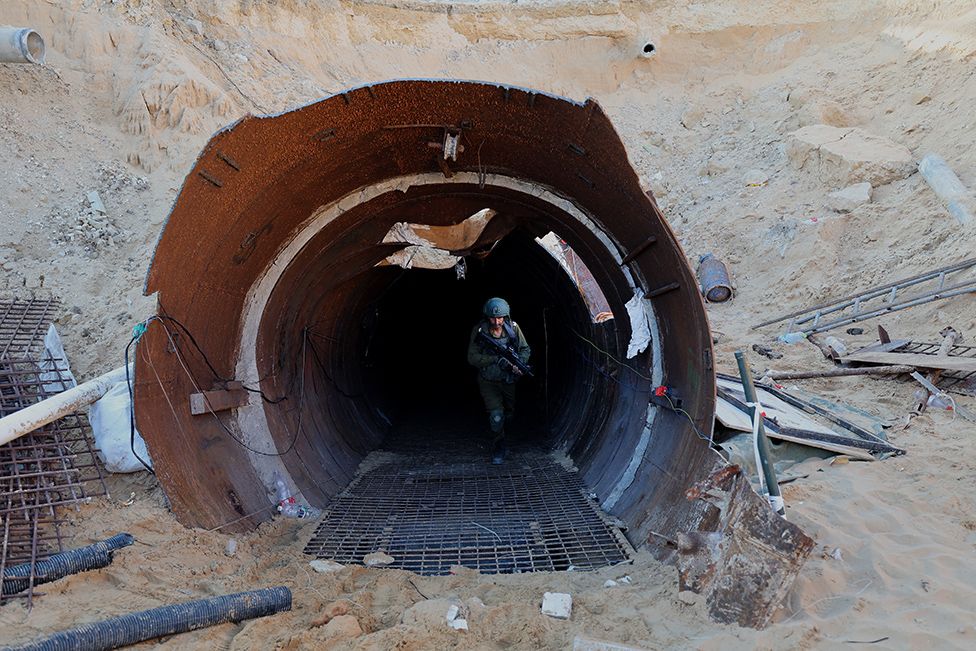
[0,297,108,605]
[304,443,633,575]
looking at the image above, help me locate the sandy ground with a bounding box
[2,0,976,648]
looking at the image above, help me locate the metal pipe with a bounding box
[0,27,45,64]
[0,364,130,447]
[734,351,784,516]
[696,253,733,303]
[919,153,973,225]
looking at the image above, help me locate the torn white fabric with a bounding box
[383,245,459,270]
[625,291,652,358]
[40,324,77,394]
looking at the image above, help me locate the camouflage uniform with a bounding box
[467,319,531,448]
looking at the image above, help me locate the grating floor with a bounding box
[0,297,108,605]
[304,437,634,575]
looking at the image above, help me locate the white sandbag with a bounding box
[89,380,152,473]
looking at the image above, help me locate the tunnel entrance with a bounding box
[136,79,815,624]
[136,80,719,562]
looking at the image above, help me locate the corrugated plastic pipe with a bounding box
[0,27,45,64]
[2,533,134,596]
[12,587,293,651]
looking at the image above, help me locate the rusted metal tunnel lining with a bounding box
[136,79,720,554]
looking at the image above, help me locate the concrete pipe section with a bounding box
[136,80,811,627]
[0,28,45,64]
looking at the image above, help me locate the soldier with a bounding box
[467,297,531,464]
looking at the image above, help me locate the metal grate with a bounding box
[897,340,976,395]
[0,297,108,605]
[304,442,634,575]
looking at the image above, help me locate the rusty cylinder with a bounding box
[697,253,733,303]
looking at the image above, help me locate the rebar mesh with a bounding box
[304,440,633,575]
[0,297,108,605]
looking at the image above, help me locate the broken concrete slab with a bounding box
[541,592,573,619]
[679,465,816,629]
[827,182,872,212]
[787,124,914,186]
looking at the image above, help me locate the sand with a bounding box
[1,1,976,648]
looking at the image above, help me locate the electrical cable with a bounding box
[571,332,713,445]
[572,330,653,381]
[124,322,156,475]
[153,312,285,404]
[159,321,308,458]
[128,315,307,458]
[306,334,363,400]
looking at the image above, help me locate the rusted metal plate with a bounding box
[679,465,816,628]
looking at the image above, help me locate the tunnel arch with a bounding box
[135,80,717,551]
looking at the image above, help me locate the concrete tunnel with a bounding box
[133,79,723,556]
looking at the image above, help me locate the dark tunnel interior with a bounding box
[362,230,610,447]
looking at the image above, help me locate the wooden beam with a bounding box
[841,351,976,372]
[190,388,249,416]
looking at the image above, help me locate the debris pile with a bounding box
[47,163,148,258]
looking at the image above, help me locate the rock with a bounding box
[603,579,619,588]
[446,605,460,622]
[449,617,469,631]
[787,125,914,186]
[827,182,872,212]
[363,551,394,567]
[680,106,704,129]
[212,38,228,52]
[913,92,932,105]
[309,559,344,574]
[186,19,204,36]
[86,191,106,214]
[541,592,573,619]
[321,614,362,640]
[224,538,237,557]
[402,598,463,628]
[743,169,769,186]
[311,600,354,627]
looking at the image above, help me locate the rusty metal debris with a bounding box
[696,253,733,303]
[0,297,108,607]
[678,465,816,629]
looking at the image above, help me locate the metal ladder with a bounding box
[752,258,976,336]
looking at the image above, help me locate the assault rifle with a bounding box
[477,329,534,378]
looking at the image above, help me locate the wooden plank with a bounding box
[189,388,249,415]
[841,351,976,372]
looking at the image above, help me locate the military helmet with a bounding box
[483,297,510,318]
